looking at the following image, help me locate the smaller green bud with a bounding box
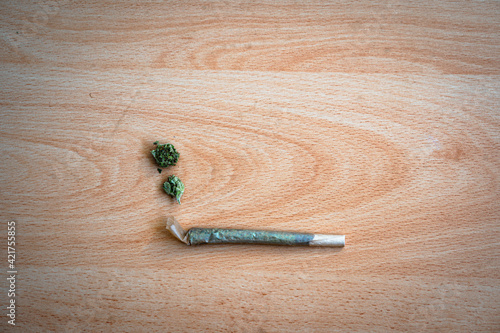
[152,143,179,168]
[163,175,185,204]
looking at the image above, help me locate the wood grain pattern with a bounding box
[1,1,499,332]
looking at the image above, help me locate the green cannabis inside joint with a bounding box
[163,175,184,204]
[151,142,179,168]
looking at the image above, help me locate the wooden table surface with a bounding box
[1,1,499,332]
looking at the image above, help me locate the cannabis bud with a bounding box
[152,142,179,168]
[163,175,185,204]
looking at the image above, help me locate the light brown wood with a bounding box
[1,1,499,331]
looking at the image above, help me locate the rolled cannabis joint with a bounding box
[166,217,345,247]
